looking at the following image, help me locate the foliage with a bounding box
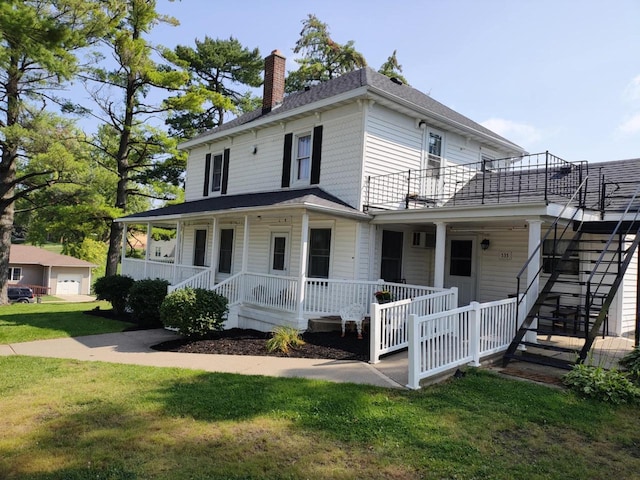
[127,278,170,327]
[93,274,134,317]
[378,49,409,85]
[619,345,640,379]
[374,290,393,302]
[160,287,227,338]
[562,364,640,404]
[166,36,263,137]
[266,326,306,354]
[285,14,367,93]
[0,0,109,302]
[0,301,131,343]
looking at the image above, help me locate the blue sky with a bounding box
[148,0,639,163]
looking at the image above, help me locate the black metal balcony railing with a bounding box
[364,152,588,211]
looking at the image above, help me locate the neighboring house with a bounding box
[9,245,96,295]
[117,49,639,349]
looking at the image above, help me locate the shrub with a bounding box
[562,364,640,404]
[94,274,134,317]
[127,278,170,327]
[266,326,305,354]
[160,288,227,338]
[619,346,640,380]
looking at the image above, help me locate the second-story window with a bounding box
[211,153,223,192]
[295,133,311,182]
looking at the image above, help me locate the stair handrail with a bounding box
[515,176,590,301]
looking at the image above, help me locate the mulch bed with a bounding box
[85,308,368,360]
[153,328,370,361]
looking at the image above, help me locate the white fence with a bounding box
[406,297,517,389]
[243,273,298,312]
[121,258,209,284]
[369,289,459,363]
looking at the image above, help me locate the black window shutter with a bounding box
[203,153,211,197]
[221,148,230,195]
[310,125,323,185]
[281,133,293,188]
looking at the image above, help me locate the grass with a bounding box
[0,301,134,343]
[0,306,638,479]
[0,357,638,480]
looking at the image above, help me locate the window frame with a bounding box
[292,132,312,186]
[308,227,332,279]
[218,228,234,274]
[542,239,579,275]
[211,153,224,193]
[8,267,21,281]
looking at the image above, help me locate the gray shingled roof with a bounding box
[118,187,368,222]
[184,67,523,152]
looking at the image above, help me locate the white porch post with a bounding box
[434,222,447,288]
[209,217,218,287]
[526,219,543,343]
[297,213,309,325]
[173,221,182,285]
[144,223,152,278]
[241,215,249,273]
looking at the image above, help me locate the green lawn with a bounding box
[0,301,134,343]
[0,358,638,480]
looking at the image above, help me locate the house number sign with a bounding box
[499,251,513,260]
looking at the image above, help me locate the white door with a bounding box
[56,274,82,295]
[269,233,290,275]
[444,237,477,306]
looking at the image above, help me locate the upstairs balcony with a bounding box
[363,152,588,212]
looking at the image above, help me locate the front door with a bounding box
[269,232,290,275]
[445,237,477,306]
[381,230,403,282]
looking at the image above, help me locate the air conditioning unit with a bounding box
[411,232,436,249]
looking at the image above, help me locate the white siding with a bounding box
[183,103,364,206]
[620,240,637,335]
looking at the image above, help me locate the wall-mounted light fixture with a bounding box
[418,120,427,129]
[251,145,258,155]
[480,238,490,251]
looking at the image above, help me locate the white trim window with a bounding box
[308,228,331,278]
[8,267,21,281]
[211,153,223,192]
[218,228,234,274]
[293,133,311,184]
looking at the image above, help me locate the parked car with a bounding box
[8,286,35,303]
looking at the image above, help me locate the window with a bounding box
[295,134,311,182]
[8,267,21,281]
[211,153,223,192]
[154,247,162,257]
[542,239,579,275]
[381,230,403,281]
[449,240,473,277]
[308,228,331,278]
[272,235,287,272]
[194,229,207,267]
[218,229,234,274]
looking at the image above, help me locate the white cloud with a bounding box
[618,113,640,135]
[623,75,640,102]
[481,118,542,148]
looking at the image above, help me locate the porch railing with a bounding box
[303,278,444,317]
[369,288,459,363]
[121,258,209,284]
[406,297,517,389]
[243,273,298,312]
[364,152,587,211]
[168,268,211,293]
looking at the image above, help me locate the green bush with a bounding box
[93,274,134,317]
[619,346,640,380]
[266,326,305,354]
[562,364,640,404]
[127,278,170,327]
[160,287,228,338]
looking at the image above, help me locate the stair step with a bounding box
[520,341,582,354]
[503,352,574,370]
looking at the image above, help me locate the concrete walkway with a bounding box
[0,329,407,389]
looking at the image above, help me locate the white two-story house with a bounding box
[118,50,639,346]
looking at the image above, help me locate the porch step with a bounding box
[503,351,574,370]
[307,316,370,333]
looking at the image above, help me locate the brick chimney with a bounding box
[262,49,286,114]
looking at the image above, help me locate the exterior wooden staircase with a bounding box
[503,185,640,369]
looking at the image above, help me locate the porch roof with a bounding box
[116,187,370,223]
